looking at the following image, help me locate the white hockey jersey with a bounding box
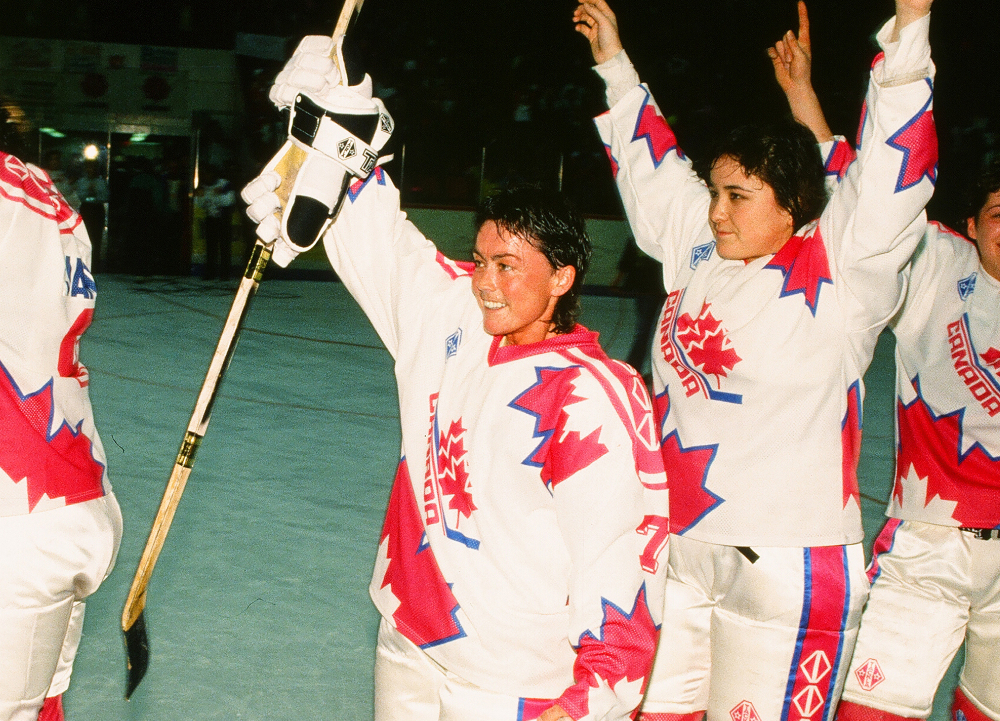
[323,170,669,720]
[0,152,111,517]
[888,222,1000,527]
[594,17,936,547]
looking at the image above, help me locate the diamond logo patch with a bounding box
[793,684,826,718]
[730,701,761,721]
[338,138,357,160]
[855,658,885,691]
[800,650,832,684]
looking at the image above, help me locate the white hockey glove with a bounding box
[246,34,394,268]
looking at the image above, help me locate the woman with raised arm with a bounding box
[773,7,1000,721]
[574,0,936,719]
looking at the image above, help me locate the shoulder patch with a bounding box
[690,241,714,269]
[957,273,977,301]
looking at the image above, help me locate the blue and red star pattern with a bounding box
[764,227,833,316]
[347,165,386,202]
[856,100,869,151]
[631,90,684,168]
[509,366,609,492]
[886,84,938,193]
[824,139,857,182]
[604,142,620,179]
[557,585,660,720]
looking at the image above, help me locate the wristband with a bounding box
[289,93,393,178]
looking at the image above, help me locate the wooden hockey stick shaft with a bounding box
[121,241,271,697]
[121,0,365,699]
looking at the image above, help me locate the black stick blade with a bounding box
[124,611,150,699]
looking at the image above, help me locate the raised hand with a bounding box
[892,0,933,40]
[768,1,833,142]
[573,0,623,66]
[768,1,813,97]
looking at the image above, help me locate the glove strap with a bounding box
[289,94,393,178]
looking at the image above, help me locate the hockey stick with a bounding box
[121,0,366,699]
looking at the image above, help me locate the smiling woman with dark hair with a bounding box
[241,35,672,720]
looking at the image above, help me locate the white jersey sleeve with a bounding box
[323,168,476,360]
[819,15,935,343]
[593,53,712,283]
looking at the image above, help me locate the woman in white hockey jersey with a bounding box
[0,104,122,721]
[573,0,936,719]
[242,38,671,721]
[769,9,1000,720]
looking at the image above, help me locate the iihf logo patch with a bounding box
[958,272,977,300]
[691,241,714,269]
[446,329,462,359]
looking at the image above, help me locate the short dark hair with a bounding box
[0,98,32,160]
[694,121,827,232]
[965,154,1000,221]
[474,185,592,335]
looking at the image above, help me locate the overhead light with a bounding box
[83,144,100,160]
[130,133,148,143]
[39,127,66,138]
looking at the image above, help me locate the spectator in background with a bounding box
[74,162,108,273]
[196,164,237,281]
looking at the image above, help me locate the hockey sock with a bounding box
[836,700,919,721]
[37,695,64,721]
[953,687,993,721]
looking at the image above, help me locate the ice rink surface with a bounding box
[66,275,960,720]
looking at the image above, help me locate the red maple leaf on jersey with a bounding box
[632,94,683,166]
[437,419,476,520]
[555,585,660,720]
[765,228,833,316]
[981,347,1000,372]
[510,367,608,491]
[675,302,741,383]
[886,93,938,191]
[0,364,104,511]
[824,139,857,181]
[661,430,721,534]
[379,460,465,648]
[893,386,1000,526]
[842,382,862,509]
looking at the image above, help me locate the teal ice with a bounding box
[67,274,961,720]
